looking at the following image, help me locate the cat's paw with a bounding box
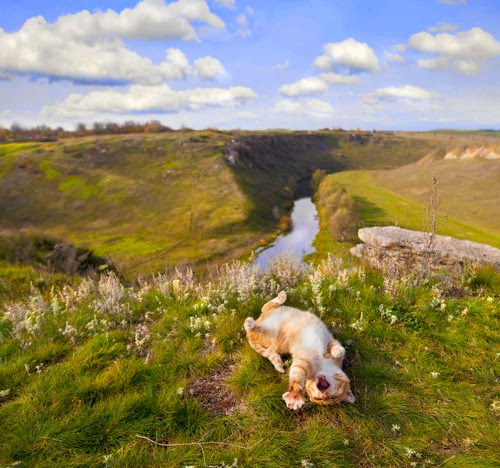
[282,390,306,410]
[244,317,255,331]
[274,362,285,373]
[330,343,345,361]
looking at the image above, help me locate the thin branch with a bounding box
[135,434,262,451]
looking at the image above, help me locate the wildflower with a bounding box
[350,313,364,332]
[301,460,314,468]
[0,389,10,399]
[490,400,500,414]
[447,315,454,322]
[391,424,401,432]
[177,387,184,396]
[343,439,349,446]
[460,307,469,316]
[431,372,440,379]
[404,447,415,458]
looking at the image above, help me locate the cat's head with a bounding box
[305,369,355,405]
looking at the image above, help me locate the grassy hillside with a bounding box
[0,131,441,279]
[315,152,500,256]
[0,255,498,467]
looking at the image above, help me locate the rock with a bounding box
[351,226,500,270]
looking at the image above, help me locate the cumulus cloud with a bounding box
[273,98,334,119]
[41,84,256,118]
[52,0,223,42]
[278,72,359,98]
[194,56,225,79]
[361,85,440,105]
[278,77,328,97]
[0,0,225,84]
[314,38,381,73]
[409,27,500,75]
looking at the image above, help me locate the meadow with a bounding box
[0,129,499,467]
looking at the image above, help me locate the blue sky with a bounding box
[0,0,499,130]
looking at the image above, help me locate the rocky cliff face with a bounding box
[351,226,500,271]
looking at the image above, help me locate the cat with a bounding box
[244,291,355,410]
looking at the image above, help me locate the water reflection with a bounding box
[255,197,319,271]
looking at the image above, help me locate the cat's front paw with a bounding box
[282,390,306,410]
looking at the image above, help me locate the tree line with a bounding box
[0,120,184,143]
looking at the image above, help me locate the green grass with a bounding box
[0,257,498,466]
[318,167,500,249]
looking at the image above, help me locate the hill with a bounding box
[315,142,500,257]
[0,130,442,279]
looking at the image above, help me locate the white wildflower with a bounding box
[177,387,184,396]
[391,424,401,432]
[343,439,349,446]
[0,389,10,399]
[404,447,415,458]
[431,372,440,379]
[350,313,364,332]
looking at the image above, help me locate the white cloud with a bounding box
[51,0,224,42]
[318,72,360,85]
[273,98,334,119]
[361,85,440,105]
[214,0,236,8]
[428,22,458,33]
[41,84,256,118]
[314,38,381,72]
[393,44,407,52]
[409,27,500,75]
[278,77,328,97]
[384,52,406,63]
[194,56,225,79]
[0,1,225,84]
[236,13,251,37]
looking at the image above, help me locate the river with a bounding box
[255,197,320,271]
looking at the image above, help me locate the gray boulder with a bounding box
[351,226,500,270]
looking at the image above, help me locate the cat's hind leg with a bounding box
[244,318,285,373]
[261,291,287,315]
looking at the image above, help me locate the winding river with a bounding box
[255,197,320,271]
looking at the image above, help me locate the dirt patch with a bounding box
[188,363,240,416]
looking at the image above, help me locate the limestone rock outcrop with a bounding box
[351,226,500,270]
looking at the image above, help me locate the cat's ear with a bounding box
[344,390,355,403]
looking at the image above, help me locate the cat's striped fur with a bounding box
[244,291,355,410]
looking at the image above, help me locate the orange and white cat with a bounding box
[244,291,355,410]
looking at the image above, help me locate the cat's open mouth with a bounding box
[317,376,330,393]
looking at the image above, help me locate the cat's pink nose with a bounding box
[317,376,330,393]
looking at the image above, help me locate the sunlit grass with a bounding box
[0,255,498,466]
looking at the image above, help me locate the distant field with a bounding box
[320,157,500,249]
